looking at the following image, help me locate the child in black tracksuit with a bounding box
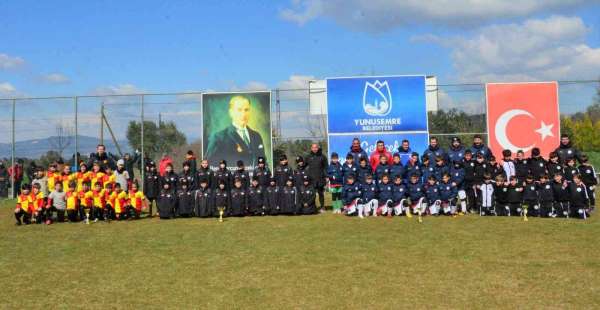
[265,178,279,215]
[522,175,539,216]
[160,163,179,193]
[144,163,160,216]
[157,183,176,219]
[180,162,196,191]
[214,160,232,190]
[229,178,247,217]
[578,155,597,208]
[247,177,265,216]
[254,157,271,188]
[298,175,316,215]
[493,175,507,215]
[505,176,523,216]
[537,175,554,217]
[214,180,230,218]
[194,179,213,218]
[514,150,530,184]
[462,151,476,212]
[177,180,194,217]
[274,155,293,187]
[232,160,250,190]
[551,173,570,218]
[563,158,579,182]
[279,177,297,215]
[569,174,590,219]
[528,148,547,180]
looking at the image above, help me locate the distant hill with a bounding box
[0,135,131,159]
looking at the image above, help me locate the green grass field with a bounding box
[1,197,599,309]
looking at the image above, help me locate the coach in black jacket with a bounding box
[305,143,328,211]
[205,95,266,169]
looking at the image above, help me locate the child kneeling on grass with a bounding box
[14,184,33,225]
[46,182,66,224]
[157,182,176,219]
[128,182,147,219]
[342,175,362,218]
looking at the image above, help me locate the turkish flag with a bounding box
[486,82,560,158]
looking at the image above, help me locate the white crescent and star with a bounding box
[494,108,555,153]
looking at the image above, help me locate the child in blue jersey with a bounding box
[342,175,362,218]
[327,152,344,214]
[407,174,426,218]
[359,174,378,217]
[392,175,409,217]
[438,173,457,215]
[377,174,394,216]
[424,176,441,215]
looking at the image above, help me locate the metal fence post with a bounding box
[140,95,145,192]
[74,96,79,167]
[11,98,15,199]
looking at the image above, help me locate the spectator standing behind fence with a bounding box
[87,144,116,170]
[554,134,583,164]
[0,162,8,198]
[305,143,328,212]
[8,160,23,198]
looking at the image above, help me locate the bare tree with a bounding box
[49,123,74,157]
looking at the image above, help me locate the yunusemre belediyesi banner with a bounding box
[202,91,272,171]
[326,75,429,163]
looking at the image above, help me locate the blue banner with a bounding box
[327,76,428,133]
[328,133,429,164]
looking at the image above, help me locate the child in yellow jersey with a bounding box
[104,183,115,220]
[60,165,74,191]
[78,182,94,224]
[102,165,116,190]
[31,183,46,224]
[92,182,107,222]
[75,163,91,192]
[46,163,60,192]
[90,162,105,189]
[65,182,79,222]
[112,183,129,220]
[127,182,148,219]
[14,184,33,225]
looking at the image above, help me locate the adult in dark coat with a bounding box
[348,138,369,164]
[554,134,583,164]
[204,95,266,169]
[87,144,116,170]
[305,143,328,211]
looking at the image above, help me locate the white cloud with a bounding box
[90,83,144,96]
[278,74,315,89]
[0,82,16,95]
[416,15,600,82]
[280,0,596,32]
[0,53,25,70]
[39,73,70,84]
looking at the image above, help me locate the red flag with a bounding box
[486,82,560,158]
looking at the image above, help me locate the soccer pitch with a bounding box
[0,198,599,309]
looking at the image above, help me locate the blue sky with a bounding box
[1,1,600,144]
[1,0,598,97]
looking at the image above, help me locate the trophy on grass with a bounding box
[522,204,529,222]
[217,206,226,222]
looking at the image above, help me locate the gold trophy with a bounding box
[217,206,225,222]
[523,205,528,222]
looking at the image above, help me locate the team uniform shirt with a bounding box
[327,162,344,188]
[61,173,75,191]
[502,160,516,181]
[378,182,394,204]
[65,191,79,210]
[75,171,91,192]
[17,193,34,212]
[90,171,106,189]
[79,190,94,209]
[391,183,407,204]
[92,189,106,209]
[47,171,60,191]
[407,182,425,202]
[438,181,457,202]
[128,190,146,211]
[112,191,129,214]
[341,182,361,205]
[33,192,45,211]
[341,163,358,185]
[105,190,115,208]
[102,173,116,190]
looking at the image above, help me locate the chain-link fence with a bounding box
[1,80,599,199]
